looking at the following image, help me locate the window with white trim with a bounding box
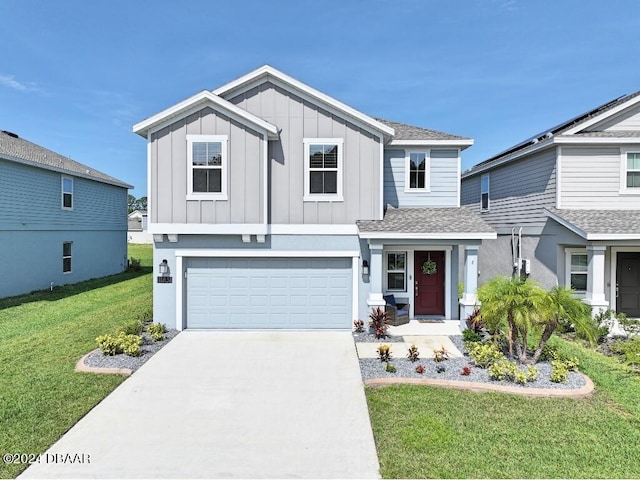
[405,151,430,191]
[565,249,587,293]
[63,242,72,273]
[386,252,407,291]
[481,174,490,211]
[626,152,640,188]
[303,138,343,200]
[61,176,73,210]
[187,135,228,199]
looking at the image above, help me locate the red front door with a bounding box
[414,251,445,316]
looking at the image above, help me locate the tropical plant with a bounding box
[433,345,449,363]
[369,307,389,338]
[377,344,392,362]
[407,344,420,362]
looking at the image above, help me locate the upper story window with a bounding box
[386,252,407,291]
[405,151,430,192]
[61,176,73,210]
[303,138,343,201]
[626,152,640,188]
[481,174,490,211]
[187,135,228,200]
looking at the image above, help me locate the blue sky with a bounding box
[2,0,639,197]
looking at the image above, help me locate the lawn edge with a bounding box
[364,372,594,398]
[75,351,132,376]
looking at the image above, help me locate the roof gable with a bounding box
[212,65,395,140]
[0,130,132,189]
[132,90,279,139]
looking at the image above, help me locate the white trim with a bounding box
[619,148,640,194]
[404,149,431,193]
[358,232,497,240]
[544,209,588,239]
[456,150,461,208]
[62,241,72,274]
[262,135,268,226]
[133,90,278,138]
[175,249,360,258]
[211,65,395,139]
[544,209,640,240]
[389,139,474,148]
[303,138,344,201]
[564,247,588,296]
[269,224,358,235]
[384,251,408,292]
[556,146,562,209]
[480,173,490,212]
[61,175,74,211]
[561,95,640,135]
[610,246,640,312]
[379,136,384,219]
[175,255,183,331]
[186,134,228,200]
[351,256,359,322]
[147,134,152,224]
[555,136,640,145]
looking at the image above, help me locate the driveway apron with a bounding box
[20,331,380,479]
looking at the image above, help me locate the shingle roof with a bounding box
[357,206,496,237]
[570,130,640,138]
[0,130,132,189]
[546,208,640,238]
[374,118,471,142]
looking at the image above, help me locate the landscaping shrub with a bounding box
[369,307,389,338]
[467,341,505,368]
[117,320,144,336]
[377,344,392,362]
[95,332,143,357]
[433,345,449,362]
[353,319,365,333]
[415,364,425,374]
[489,359,538,384]
[128,258,142,271]
[610,337,640,366]
[119,333,143,357]
[436,365,446,373]
[550,360,569,383]
[460,366,472,376]
[462,328,482,344]
[147,323,166,342]
[385,363,397,373]
[96,334,120,356]
[407,344,420,362]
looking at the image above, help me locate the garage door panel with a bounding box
[187,257,352,329]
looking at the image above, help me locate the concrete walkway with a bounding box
[21,331,380,479]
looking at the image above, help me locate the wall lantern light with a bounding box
[159,259,169,275]
[362,260,369,276]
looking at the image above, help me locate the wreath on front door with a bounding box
[422,259,437,275]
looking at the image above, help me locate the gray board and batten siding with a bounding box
[226,81,382,224]
[150,107,265,225]
[384,149,460,208]
[461,147,557,234]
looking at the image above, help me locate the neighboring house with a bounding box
[0,130,132,298]
[133,65,495,331]
[128,209,152,244]
[461,92,640,317]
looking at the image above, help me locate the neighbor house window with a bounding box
[303,138,343,200]
[187,135,228,199]
[405,151,430,191]
[61,176,73,209]
[386,252,406,291]
[566,250,587,293]
[481,174,490,211]
[63,242,72,273]
[626,152,640,188]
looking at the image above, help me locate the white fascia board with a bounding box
[561,95,640,135]
[543,209,588,239]
[175,249,360,258]
[212,65,395,139]
[358,232,497,240]
[268,224,358,235]
[149,223,268,235]
[461,139,555,179]
[388,139,474,149]
[586,233,640,240]
[133,90,278,139]
[554,136,640,144]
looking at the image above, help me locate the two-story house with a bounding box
[461,92,640,317]
[133,65,495,331]
[0,130,132,298]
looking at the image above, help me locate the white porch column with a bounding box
[367,244,385,309]
[459,245,479,330]
[585,245,608,315]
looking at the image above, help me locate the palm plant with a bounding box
[477,276,547,363]
[530,286,595,363]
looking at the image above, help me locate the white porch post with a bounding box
[459,245,479,330]
[367,244,385,310]
[585,245,609,315]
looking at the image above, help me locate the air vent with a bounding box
[1,130,19,138]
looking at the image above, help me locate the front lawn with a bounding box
[0,244,153,479]
[367,337,640,479]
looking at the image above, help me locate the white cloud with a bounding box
[0,74,43,93]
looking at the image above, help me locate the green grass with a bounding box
[367,337,640,479]
[0,244,153,479]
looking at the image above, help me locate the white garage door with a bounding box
[186,257,353,329]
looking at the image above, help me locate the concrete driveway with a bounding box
[21,331,380,479]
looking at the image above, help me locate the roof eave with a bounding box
[357,231,496,240]
[388,139,474,149]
